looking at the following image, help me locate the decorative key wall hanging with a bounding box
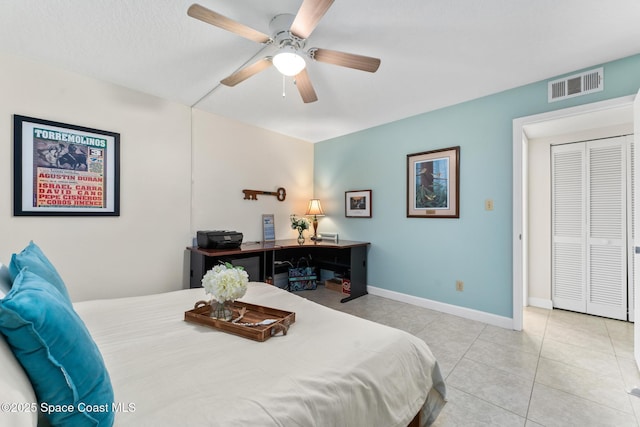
[242,187,286,201]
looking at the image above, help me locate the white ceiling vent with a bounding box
[548,67,603,103]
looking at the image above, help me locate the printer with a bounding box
[197,230,243,249]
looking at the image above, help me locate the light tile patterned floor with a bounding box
[303,286,640,426]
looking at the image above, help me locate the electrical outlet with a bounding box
[456,280,464,292]
[485,199,494,211]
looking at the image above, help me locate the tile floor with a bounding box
[303,286,640,426]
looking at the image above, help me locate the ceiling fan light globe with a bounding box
[273,51,306,76]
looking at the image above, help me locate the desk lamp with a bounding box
[305,199,325,241]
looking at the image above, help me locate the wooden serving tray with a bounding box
[184,300,295,342]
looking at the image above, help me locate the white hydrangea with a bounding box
[201,263,249,303]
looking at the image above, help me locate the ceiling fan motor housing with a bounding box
[270,14,306,52]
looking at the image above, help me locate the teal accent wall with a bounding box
[314,54,640,318]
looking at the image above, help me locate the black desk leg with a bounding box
[340,290,368,303]
[340,245,367,303]
[190,252,205,289]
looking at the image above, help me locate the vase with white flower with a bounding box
[290,214,310,244]
[201,262,249,321]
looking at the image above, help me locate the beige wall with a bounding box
[0,52,313,301]
[190,110,313,242]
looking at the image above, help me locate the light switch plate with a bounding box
[485,199,494,211]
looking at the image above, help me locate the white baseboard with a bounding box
[528,297,553,310]
[367,286,515,330]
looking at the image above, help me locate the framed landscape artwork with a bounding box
[345,190,372,218]
[407,146,459,218]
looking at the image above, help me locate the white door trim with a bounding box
[512,95,635,331]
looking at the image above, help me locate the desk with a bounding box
[187,239,370,302]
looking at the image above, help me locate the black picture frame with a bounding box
[345,190,372,218]
[13,115,120,216]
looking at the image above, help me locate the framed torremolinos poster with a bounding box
[13,115,120,216]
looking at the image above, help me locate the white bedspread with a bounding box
[75,283,446,426]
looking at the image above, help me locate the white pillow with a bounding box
[0,263,37,426]
[0,264,37,426]
[0,263,11,298]
[0,335,38,427]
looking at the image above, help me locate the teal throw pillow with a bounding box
[8,241,71,303]
[0,269,114,426]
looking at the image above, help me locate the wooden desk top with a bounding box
[188,239,370,257]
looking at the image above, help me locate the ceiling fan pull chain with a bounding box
[282,75,286,98]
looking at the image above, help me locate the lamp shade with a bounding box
[305,199,325,216]
[272,47,306,76]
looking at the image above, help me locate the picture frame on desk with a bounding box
[262,214,275,241]
[345,190,372,218]
[319,232,338,243]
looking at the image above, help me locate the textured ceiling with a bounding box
[1,0,640,142]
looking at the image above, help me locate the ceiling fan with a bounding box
[187,0,381,103]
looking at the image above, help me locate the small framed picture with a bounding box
[345,190,372,218]
[262,214,275,241]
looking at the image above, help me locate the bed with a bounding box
[0,243,446,427]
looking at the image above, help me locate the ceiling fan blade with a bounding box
[188,4,270,44]
[220,58,273,87]
[295,69,318,103]
[290,0,335,39]
[311,48,381,73]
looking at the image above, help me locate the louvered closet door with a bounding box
[587,137,627,320]
[552,137,628,320]
[552,144,586,313]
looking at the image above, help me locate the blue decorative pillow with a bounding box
[0,269,114,426]
[8,241,71,303]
